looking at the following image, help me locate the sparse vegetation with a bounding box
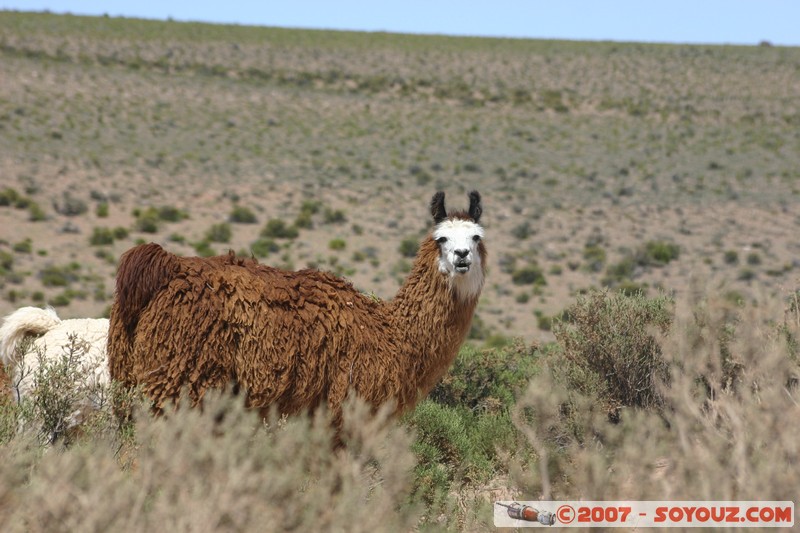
[250,237,279,257]
[12,238,32,254]
[261,219,299,239]
[229,205,258,224]
[398,237,419,258]
[328,238,346,251]
[205,222,232,243]
[511,264,546,286]
[1,12,800,528]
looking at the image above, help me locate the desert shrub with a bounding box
[113,226,129,240]
[229,205,257,224]
[398,237,419,258]
[431,341,540,411]
[511,264,546,286]
[746,251,762,266]
[738,268,757,281]
[10,334,113,445]
[134,208,160,233]
[602,254,637,287]
[294,210,314,229]
[405,342,542,507]
[13,239,32,253]
[192,240,216,257]
[323,207,347,224]
[134,206,188,233]
[95,202,109,217]
[300,200,322,215]
[0,187,21,206]
[261,218,299,239]
[0,250,14,273]
[512,292,800,504]
[205,222,232,243]
[552,289,673,415]
[55,192,88,217]
[723,249,739,264]
[28,202,46,222]
[39,263,81,287]
[250,237,279,257]
[582,245,607,272]
[89,227,115,246]
[511,221,533,240]
[328,238,346,251]
[0,393,421,532]
[640,240,680,266]
[156,205,188,222]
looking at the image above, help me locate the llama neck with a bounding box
[387,239,483,397]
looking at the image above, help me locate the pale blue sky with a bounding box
[2,1,798,46]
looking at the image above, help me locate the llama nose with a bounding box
[454,249,469,259]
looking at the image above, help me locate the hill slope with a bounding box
[1,11,799,340]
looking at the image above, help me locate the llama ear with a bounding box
[467,190,482,222]
[430,191,447,223]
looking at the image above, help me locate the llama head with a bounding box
[430,190,486,300]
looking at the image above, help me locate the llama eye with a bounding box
[472,235,481,242]
[436,236,448,244]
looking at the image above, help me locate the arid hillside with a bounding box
[1,11,799,342]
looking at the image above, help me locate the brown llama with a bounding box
[108,191,486,427]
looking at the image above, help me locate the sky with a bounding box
[2,1,799,46]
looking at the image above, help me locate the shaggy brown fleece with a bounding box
[108,192,486,426]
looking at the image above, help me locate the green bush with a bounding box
[205,222,232,243]
[323,208,347,224]
[511,221,533,240]
[134,206,188,233]
[405,401,494,505]
[96,202,109,218]
[300,200,322,215]
[40,263,81,287]
[294,210,314,229]
[13,238,32,253]
[89,227,115,246]
[192,241,216,257]
[328,238,346,251]
[134,208,160,233]
[28,202,47,221]
[552,289,673,414]
[724,250,739,265]
[746,252,762,266]
[229,205,257,224]
[0,250,14,273]
[511,264,546,286]
[0,187,20,206]
[261,219,299,239]
[602,255,637,287]
[157,205,188,222]
[640,240,680,266]
[430,341,540,411]
[251,237,280,257]
[582,245,607,272]
[398,237,419,258]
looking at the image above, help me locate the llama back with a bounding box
[0,306,61,367]
[112,243,181,337]
[109,243,183,383]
